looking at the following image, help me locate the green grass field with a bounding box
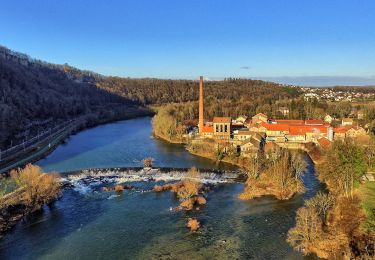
[359,182,375,233]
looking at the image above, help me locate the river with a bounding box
[0,117,322,259]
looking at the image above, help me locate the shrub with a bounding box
[180,198,195,210]
[114,185,124,192]
[177,167,201,200]
[153,185,163,192]
[143,157,154,168]
[10,164,60,210]
[196,196,206,205]
[187,218,200,232]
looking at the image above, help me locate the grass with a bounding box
[359,182,375,233]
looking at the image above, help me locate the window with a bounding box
[220,125,223,132]
[216,125,219,133]
[224,125,227,132]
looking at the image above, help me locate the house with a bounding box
[249,123,268,133]
[334,127,347,139]
[346,126,367,138]
[252,113,268,123]
[261,123,289,141]
[236,115,248,124]
[239,137,261,157]
[279,107,290,116]
[342,118,353,126]
[201,125,213,138]
[213,117,231,140]
[286,126,307,142]
[287,125,328,142]
[324,115,333,124]
[305,126,328,141]
[233,130,254,141]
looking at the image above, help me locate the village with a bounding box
[301,86,375,101]
[192,77,368,158]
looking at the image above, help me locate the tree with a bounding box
[10,164,60,210]
[318,139,366,197]
[287,207,323,253]
[177,167,201,201]
[143,157,154,168]
[305,192,335,223]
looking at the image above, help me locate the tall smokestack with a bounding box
[199,76,204,134]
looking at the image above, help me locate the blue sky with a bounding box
[0,0,375,86]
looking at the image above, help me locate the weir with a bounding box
[61,167,247,190]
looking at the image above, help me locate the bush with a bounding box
[114,185,124,192]
[187,218,200,232]
[196,196,206,205]
[143,157,154,168]
[177,167,201,200]
[180,198,195,210]
[9,164,60,210]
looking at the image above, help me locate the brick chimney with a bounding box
[199,76,204,134]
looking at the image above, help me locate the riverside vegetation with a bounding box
[153,167,208,212]
[287,139,375,259]
[153,167,207,231]
[0,164,61,235]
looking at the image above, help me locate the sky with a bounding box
[0,0,375,86]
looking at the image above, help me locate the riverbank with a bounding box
[153,132,187,144]
[0,165,61,236]
[0,108,153,175]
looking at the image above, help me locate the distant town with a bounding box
[300,86,375,102]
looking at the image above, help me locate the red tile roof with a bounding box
[288,125,328,135]
[261,122,289,131]
[201,126,213,133]
[317,138,332,148]
[334,127,348,133]
[213,117,231,123]
[305,120,324,126]
[272,119,304,125]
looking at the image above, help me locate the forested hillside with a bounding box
[1,45,301,149]
[0,46,138,148]
[96,77,299,105]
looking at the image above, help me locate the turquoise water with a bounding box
[0,117,321,259]
[36,117,236,172]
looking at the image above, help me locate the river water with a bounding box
[0,117,321,259]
